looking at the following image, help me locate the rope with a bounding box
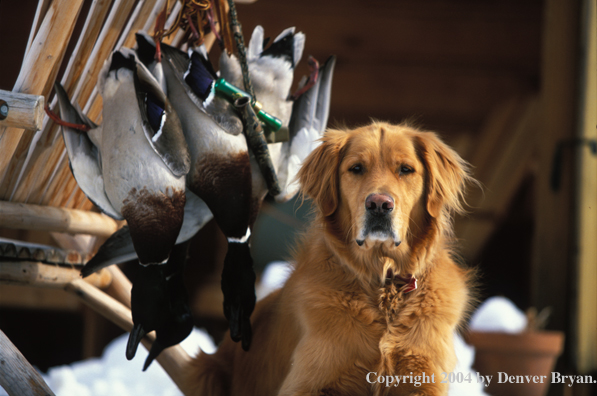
[45,105,90,132]
[153,0,214,53]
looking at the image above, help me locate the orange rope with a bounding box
[45,104,90,132]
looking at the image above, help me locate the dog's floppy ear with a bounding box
[414,131,473,219]
[298,129,348,217]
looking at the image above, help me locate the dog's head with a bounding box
[299,122,473,276]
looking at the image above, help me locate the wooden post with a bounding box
[572,0,597,374]
[0,329,55,396]
[0,200,120,237]
[0,91,44,131]
[531,0,580,380]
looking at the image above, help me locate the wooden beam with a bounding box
[0,91,44,131]
[105,265,133,309]
[0,329,55,396]
[0,200,120,238]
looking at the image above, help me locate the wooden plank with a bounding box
[466,96,533,182]
[0,90,44,131]
[0,200,120,237]
[0,329,56,396]
[474,99,539,211]
[0,0,85,194]
[456,97,540,259]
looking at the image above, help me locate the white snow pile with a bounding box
[0,328,215,396]
[469,295,528,333]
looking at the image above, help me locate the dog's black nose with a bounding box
[366,193,394,214]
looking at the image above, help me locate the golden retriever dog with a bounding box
[185,121,476,396]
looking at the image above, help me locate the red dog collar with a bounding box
[385,270,418,293]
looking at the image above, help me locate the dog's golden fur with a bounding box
[185,122,476,396]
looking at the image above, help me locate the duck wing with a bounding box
[55,82,122,220]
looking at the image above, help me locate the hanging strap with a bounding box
[226,0,256,106]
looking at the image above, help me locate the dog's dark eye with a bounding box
[399,166,414,175]
[349,164,364,174]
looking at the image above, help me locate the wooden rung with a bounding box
[0,261,112,289]
[0,90,45,131]
[0,200,120,237]
[105,265,133,309]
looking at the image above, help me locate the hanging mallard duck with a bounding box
[53,49,196,370]
[55,49,189,265]
[276,55,337,202]
[61,0,336,368]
